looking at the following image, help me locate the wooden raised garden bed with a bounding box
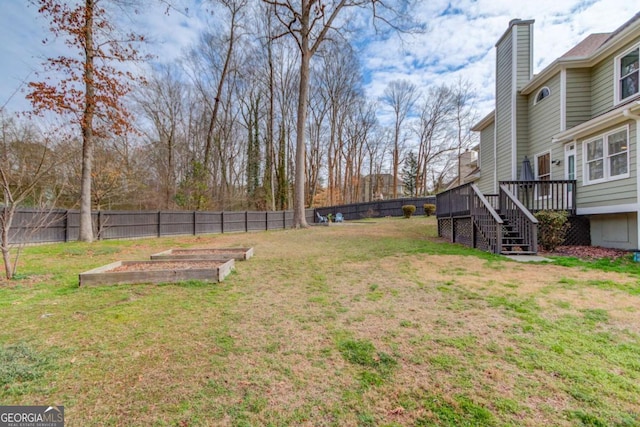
[79,259,235,286]
[150,247,254,261]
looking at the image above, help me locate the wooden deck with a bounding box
[436,180,576,255]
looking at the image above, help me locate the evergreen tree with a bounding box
[246,96,261,202]
[402,151,421,197]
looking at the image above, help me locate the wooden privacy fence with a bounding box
[315,197,437,221]
[4,208,315,245]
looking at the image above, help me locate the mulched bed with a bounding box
[540,245,631,260]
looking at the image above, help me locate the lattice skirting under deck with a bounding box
[562,216,591,246]
[439,214,591,253]
[438,217,473,247]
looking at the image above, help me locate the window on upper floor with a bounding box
[534,87,550,104]
[617,46,639,103]
[583,126,629,185]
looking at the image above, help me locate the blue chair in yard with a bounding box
[335,213,344,223]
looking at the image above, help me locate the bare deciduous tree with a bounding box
[451,78,479,184]
[413,84,455,195]
[262,0,413,227]
[135,65,188,209]
[381,79,418,198]
[0,115,61,279]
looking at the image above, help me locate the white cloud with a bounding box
[1,0,638,125]
[362,0,639,122]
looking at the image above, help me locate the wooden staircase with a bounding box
[499,214,536,255]
[437,181,576,256]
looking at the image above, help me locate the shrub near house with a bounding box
[535,210,570,251]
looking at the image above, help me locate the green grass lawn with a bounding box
[1,217,639,426]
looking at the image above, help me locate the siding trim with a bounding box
[511,28,518,180]
[560,69,566,131]
[637,118,640,249]
[493,114,498,192]
[529,23,534,81]
[577,203,640,215]
[629,115,640,248]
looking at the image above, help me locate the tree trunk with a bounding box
[204,3,238,169]
[79,0,95,242]
[293,41,310,227]
[1,205,15,279]
[267,20,276,211]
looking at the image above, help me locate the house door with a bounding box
[565,143,576,208]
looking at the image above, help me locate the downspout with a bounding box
[493,112,498,193]
[623,105,640,249]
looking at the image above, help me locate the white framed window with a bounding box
[534,87,550,104]
[615,45,639,104]
[583,126,630,185]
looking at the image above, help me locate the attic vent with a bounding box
[535,87,550,104]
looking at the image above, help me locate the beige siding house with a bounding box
[472,13,640,250]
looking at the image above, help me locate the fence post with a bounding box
[64,210,69,242]
[193,211,197,236]
[265,211,268,231]
[97,211,102,240]
[221,212,225,234]
[283,210,286,229]
[157,211,161,238]
[245,211,249,232]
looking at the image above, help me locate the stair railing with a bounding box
[469,184,503,254]
[499,184,538,253]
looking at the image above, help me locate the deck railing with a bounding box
[469,185,503,254]
[500,180,576,215]
[436,183,472,218]
[436,180,572,254]
[484,194,499,210]
[499,185,538,254]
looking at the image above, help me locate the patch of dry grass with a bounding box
[1,217,639,426]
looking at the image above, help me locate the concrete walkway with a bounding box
[504,254,553,262]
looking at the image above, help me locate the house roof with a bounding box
[602,10,640,44]
[559,33,610,59]
[471,110,495,131]
[521,11,640,95]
